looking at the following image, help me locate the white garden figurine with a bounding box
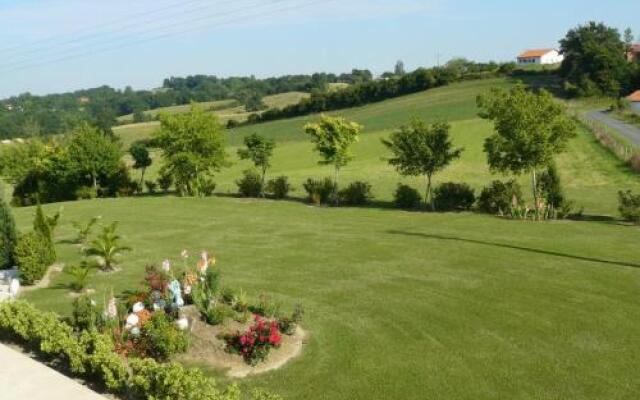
[9,278,20,299]
[132,302,145,313]
[162,259,171,272]
[125,313,139,329]
[176,317,189,331]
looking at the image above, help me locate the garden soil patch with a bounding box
[177,306,306,378]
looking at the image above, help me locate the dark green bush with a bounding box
[478,180,523,214]
[72,295,103,331]
[75,186,98,200]
[145,180,158,194]
[433,182,475,211]
[303,178,336,205]
[236,169,263,197]
[537,163,565,209]
[142,311,189,361]
[394,184,422,209]
[157,173,173,192]
[618,190,640,224]
[266,176,291,199]
[339,181,373,205]
[33,203,56,265]
[0,197,17,269]
[13,232,49,285]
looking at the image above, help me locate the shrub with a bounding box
[250,294,281,318]
[78,329,128,393]
[196,177,217,197]
[157,173,173,192]
[145,180,158,194]
[266,176,291,199]
[33,203,56,265]
[478,180,523,214]
[75,186,98,200]
[129,358,227,400]
[631,154,640,173]
[303,178,336,205]
[236,169,263,198]
[0,197,17,269]
[394,184,422,209]
[13,232,49,285]
[433,182,475,211]
[85,222,131,272]
[537,163,566,209]
[618,190,640,224]
[141,311,189,361]
[72,295,103,331]
[224,315,282,365]
[278,304,304,335]
[66,262,91,292]
[339,181,373,205]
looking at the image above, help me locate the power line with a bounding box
[0,0,206,54]
[0,0,332,74]
[0,0,288,71]
[2,0,241,61]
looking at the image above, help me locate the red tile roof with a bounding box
[627,90,640,102]
[517,49,555,58]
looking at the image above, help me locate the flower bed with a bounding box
[224,315,282,365]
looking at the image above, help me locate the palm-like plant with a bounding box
[85,222,131,272]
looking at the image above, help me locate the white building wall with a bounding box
[540,51,564,65]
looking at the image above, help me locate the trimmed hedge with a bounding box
[0,301,280,400]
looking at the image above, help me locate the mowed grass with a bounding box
[127,78,639,216]
[14,196,640,400]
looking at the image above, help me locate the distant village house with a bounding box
[517,49,564,65]
[627,90,640,113]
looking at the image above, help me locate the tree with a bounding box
[477,86,576,208]
[67,123,123,192]
[237,133,276,197]
[0,196,17,269]
[624,28,634,51]
[304,115,362,204]
[560,22,631,96]
[382,119,462,209]
[85,222,131,272]
[394,60,406,76]
[129,143,153,191]
[33,202,56,265]
[154,105,227,197]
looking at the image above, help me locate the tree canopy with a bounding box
[237,133,276,196]
[477,85,576,206]
[560,21,634,96]
[382,119,462,208]
[154,105,227,196]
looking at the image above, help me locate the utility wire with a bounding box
[0,0,208,54]
[2,0,242,61]
[0,0,294,71]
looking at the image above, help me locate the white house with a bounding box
[517,49,564,65]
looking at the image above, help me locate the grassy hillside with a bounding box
[124,78,639,216]
[114,91,309,146]
[16,197,640,400]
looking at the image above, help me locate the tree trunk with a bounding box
[139,168,146,194]
[261,166,267,198]
[425,174,434,211]
[92,172,98,194]
[531,169,538,219]
[334,166,340,206]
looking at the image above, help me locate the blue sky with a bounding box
[0,0,638,98]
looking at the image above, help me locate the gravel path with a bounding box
[585,110,640,147]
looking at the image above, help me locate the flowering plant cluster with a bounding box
[224,315,282,365]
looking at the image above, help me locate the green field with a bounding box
[115,91,310,147]
[13,77,640,399]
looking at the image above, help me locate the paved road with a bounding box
[585,110,640,147]
[0,344,107,400]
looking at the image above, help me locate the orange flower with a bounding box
[136,309,152,326]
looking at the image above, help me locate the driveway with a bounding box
[585,110,640,148]
[0,344,107,400]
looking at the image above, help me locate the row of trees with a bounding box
[247,61,508,125]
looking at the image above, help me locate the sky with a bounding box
[0,0,638,98]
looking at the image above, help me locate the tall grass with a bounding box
[578,117,640,172]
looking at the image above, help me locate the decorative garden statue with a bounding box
[169,279,184,308]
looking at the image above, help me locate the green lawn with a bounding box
[14,197,640,400]
[10,76,640,400]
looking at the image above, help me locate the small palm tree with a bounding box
[85,222,131,272]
